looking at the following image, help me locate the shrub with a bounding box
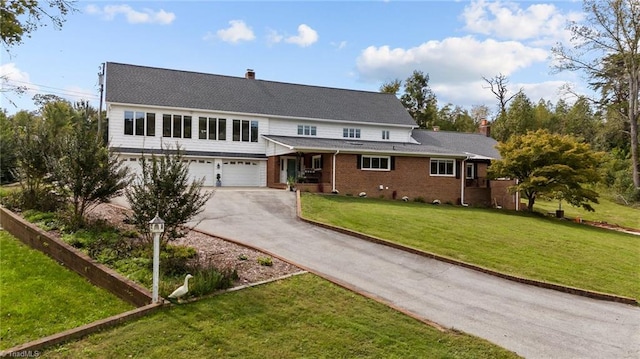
[160,245,198,276]
[257,256,273,266]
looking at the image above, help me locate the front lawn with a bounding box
[301,194,640,300]
[43,274,518,358]
[0,231,134,349]
[534,197,640,229]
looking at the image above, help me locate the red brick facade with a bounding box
[267,153,517,209]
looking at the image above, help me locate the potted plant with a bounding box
[287,176,296,191]
[215,173,222,187]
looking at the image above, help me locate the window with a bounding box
[297,125,317,136]
[218,119,226,140]
[208,118,217,140]
[183,116,192,138]
[172,115,182,138]
[312,155,322,169]
[466,163,475,179]
[124,111,134,135]
[146,113,155,136]
[430,159,455,176]
[382,130,390,140]
[251,120,259,142]
[343,128,361,138]
[125,111,154,136]
[135,112,145,136]
[233,119,258,142]
[161,113,191,138]
[361,155,390,171]
[199,117,207,139]
[162,114,171,137]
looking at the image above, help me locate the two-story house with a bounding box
[106,62,517,209]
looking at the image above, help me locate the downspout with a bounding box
[460,157,468,206]
[332,150,340,193]
[515,178,519,211]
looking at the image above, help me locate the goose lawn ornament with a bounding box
[169,274,193,302]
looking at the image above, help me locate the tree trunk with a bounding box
[527,194,536,212]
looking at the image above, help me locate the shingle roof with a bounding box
[412,130,499,159]
[263,135,469,157]
[105,62,416,126]
[264,130,500,159]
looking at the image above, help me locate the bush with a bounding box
[257,256,273,266]
[22,210,61,231]
[160,245,198,276]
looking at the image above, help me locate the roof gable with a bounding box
[105,62,416,127]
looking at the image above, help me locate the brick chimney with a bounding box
[479,119,491,137]
[245,69,255,80]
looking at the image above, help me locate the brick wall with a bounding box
[334,154,462,203]
[490,179,518,210]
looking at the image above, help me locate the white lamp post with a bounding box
[149,214,165,304]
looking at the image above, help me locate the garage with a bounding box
[187,159,215,186]
[221,160,262,187]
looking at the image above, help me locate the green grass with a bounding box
[301,194,640,300]
[0,231,134,349]
[534,197,640,229]
[43,274,518,358]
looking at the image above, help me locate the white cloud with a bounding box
[86,4,175,25]
[215,20,255,44]
[285,24,318,47]
[266,28,284,45]
[461,0,582,45]
[331,40,347,50]
[0,63,39,94]
[356,36,547,85]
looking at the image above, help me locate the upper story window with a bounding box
[298,125,317,136]
[382,130,390,140]
[162,114,192,138]
[361,155,390,171]
[430,158,455,177]
[343,128,361,138]
[233,119,259,142]
[124,111,155,136]
[199,117,226,141]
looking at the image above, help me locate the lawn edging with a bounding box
[0,303,163,358]
[296,192,638,306]
[0,207,153,307]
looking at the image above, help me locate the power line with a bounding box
[1,79,98,98]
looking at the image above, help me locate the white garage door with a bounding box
[222,160,260,187]
[187,159,214,186]
[124,156,143,183]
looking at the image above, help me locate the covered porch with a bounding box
[266,152,334,193]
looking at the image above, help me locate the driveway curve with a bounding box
[122,189,640,358]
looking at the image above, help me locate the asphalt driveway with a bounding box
[117,189,640,358]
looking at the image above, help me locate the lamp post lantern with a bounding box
[149,214,165,304]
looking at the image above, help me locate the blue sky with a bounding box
[1,0,589,117]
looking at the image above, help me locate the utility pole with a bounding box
[97,63,105,141]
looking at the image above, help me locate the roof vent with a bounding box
[245,69,255,80]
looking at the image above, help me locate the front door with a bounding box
[280,157,298,183]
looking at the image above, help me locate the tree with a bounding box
[0,110,17,183]
[492,92,537,142]
[552,0,640,190]
[1,0,76,48]
[400,70,438,129]
[483,73,520,119]
[51,112,129,229]
[125,145,212,246]
[489,130,602,212]
[379,79,401,95]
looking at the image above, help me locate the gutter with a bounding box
[460,156,469,206]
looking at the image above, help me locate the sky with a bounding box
[1,0,590,118]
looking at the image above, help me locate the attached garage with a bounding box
[187,159,214,186]
[221,160,262,187]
